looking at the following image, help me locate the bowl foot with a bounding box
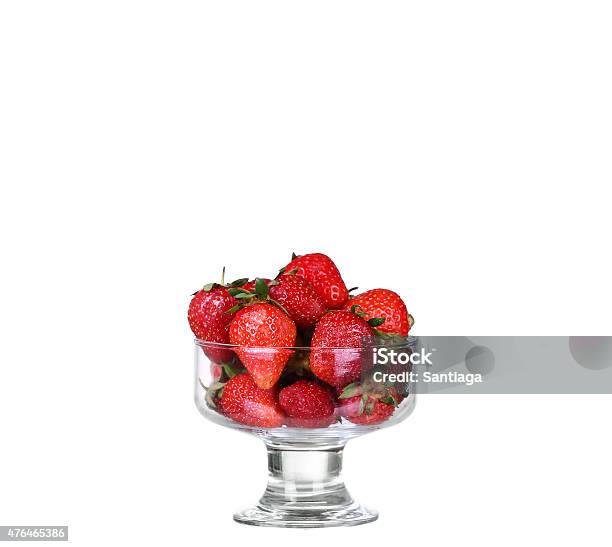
[234,502,378,528]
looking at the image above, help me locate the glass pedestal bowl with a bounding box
[194,338,417,528]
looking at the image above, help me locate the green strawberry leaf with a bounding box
[365,398,375,415]
[228,287,250,297]
[368,317,386,327]
[229,278,249,287]
[222,363,238,379]
[225,304,242,315]
[358,394,367,415]
[338,382,362,399]
[234,292,254,300]
[255,277,269,300]
[202,282,216,292]
[291,252,298,260]
[350,304,366,318]
[204,380,227,409]
[372,330,404,342]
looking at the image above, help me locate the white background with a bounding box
[1,1,611,545]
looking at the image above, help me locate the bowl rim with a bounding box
[194,335,418,352]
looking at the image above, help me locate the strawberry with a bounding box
[188,285,236,363]
[278,380,336,428]
[283,253,349,309]
[269,274,325,329]
[310,311,373,387]
[337,381,402,425]
[229,302,297,389]
[231,275,325,329]
[218,373,284,428]
[338,395,395,425]
[344,288,413,336]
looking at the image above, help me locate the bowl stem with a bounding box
[233,443,378,528]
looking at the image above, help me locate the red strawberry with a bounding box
[218,373,284,428]
[310,311,373,387]
[344,288,412,336]
[269,274,326,329]
[278,380,336,428]
[188,286,236,363]
[283,253,349,309]
[338,394,395,425]
[229,302,297,389]
[235,276,325,329]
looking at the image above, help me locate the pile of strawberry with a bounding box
[188,253,414,429]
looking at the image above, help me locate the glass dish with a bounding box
[194,338,417,528]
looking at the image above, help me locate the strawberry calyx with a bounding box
[338,379,401,416]
[200,378,225,409]
[275,252,301,277]
[224,277,289,315]
[191,266,249,296]
[349,304,386,329]
[199,361,245,409]
[348,303,414,338]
